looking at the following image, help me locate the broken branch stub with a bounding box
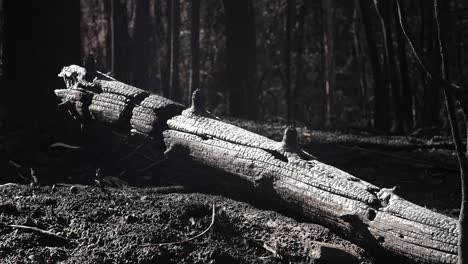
[55,65,459,263]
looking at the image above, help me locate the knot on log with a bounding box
[377,186,398,207]
[281,125,299,150]
[280,126,316,161]
[182,89,218,120]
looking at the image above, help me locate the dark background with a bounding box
[1,0,467,135]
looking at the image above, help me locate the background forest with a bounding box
[1,0,468,135]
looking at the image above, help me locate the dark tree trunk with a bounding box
[169,0,181,102]
[190,0,201,100]
[80,0,113,72]
[294,0,308,123]
[383,0,402,133]
[132,0,151,91]
[437,1,468,261]
[148,0,164,95]
[161,0,173,98]
[352,0,369,127]
[113,0,132,84]
[223,0,257,119]
[421,0,440,130]
[322,0,335,127]
[0,0,3,79]
[393,0,413,131]
[285,0,294,123]
[359,0,389,131]
[0,0,4,118]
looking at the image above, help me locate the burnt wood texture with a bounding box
[55,65,458,264]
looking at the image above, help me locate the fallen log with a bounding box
[55,64,459,263]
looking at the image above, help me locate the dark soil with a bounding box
[0,184,370,263]
[0,118,461,263]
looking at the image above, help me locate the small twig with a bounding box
[250,238,282,260]
[395,0,432,79]
[140,202,216,247]
[261,241,282,259]
[48,142,82,151]
[10,224,69,245]
[137,157,168,173]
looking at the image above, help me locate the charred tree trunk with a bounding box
[161,0,173,98]
[223,0,258,119]
[0,0,4,119]
[352,0,369,127]
[294,0,308,123]
[421,1,440,131]
[437,1,467,262]
[169,0,181,102]
[285,0,294,123]
[359,0,389,131]
[80,0,113,72]
[0,0,3,80]
[393,0,413,131]
[55,65,460,263]
[382,0,402,133]
[113,0,132,84]
[190,0,201,99]
[132,0,151,91]
[321,0,335,127]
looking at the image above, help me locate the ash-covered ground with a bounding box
[0,119,460,263]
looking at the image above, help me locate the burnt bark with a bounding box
[55,65,460,264]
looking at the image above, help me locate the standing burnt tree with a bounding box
[358,0,390,131]
[321,0,336,127]
[223,0,257,119]
[190,0,201,100]
[169,0,181,102]
[396,0,467,262]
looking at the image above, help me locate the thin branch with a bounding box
[433,0,445,78]
[396,0,463,97]
[395,0,432,79]
[10,224,69,245]
[139,202,216,247]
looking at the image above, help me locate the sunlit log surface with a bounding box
[55,65,459,263]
